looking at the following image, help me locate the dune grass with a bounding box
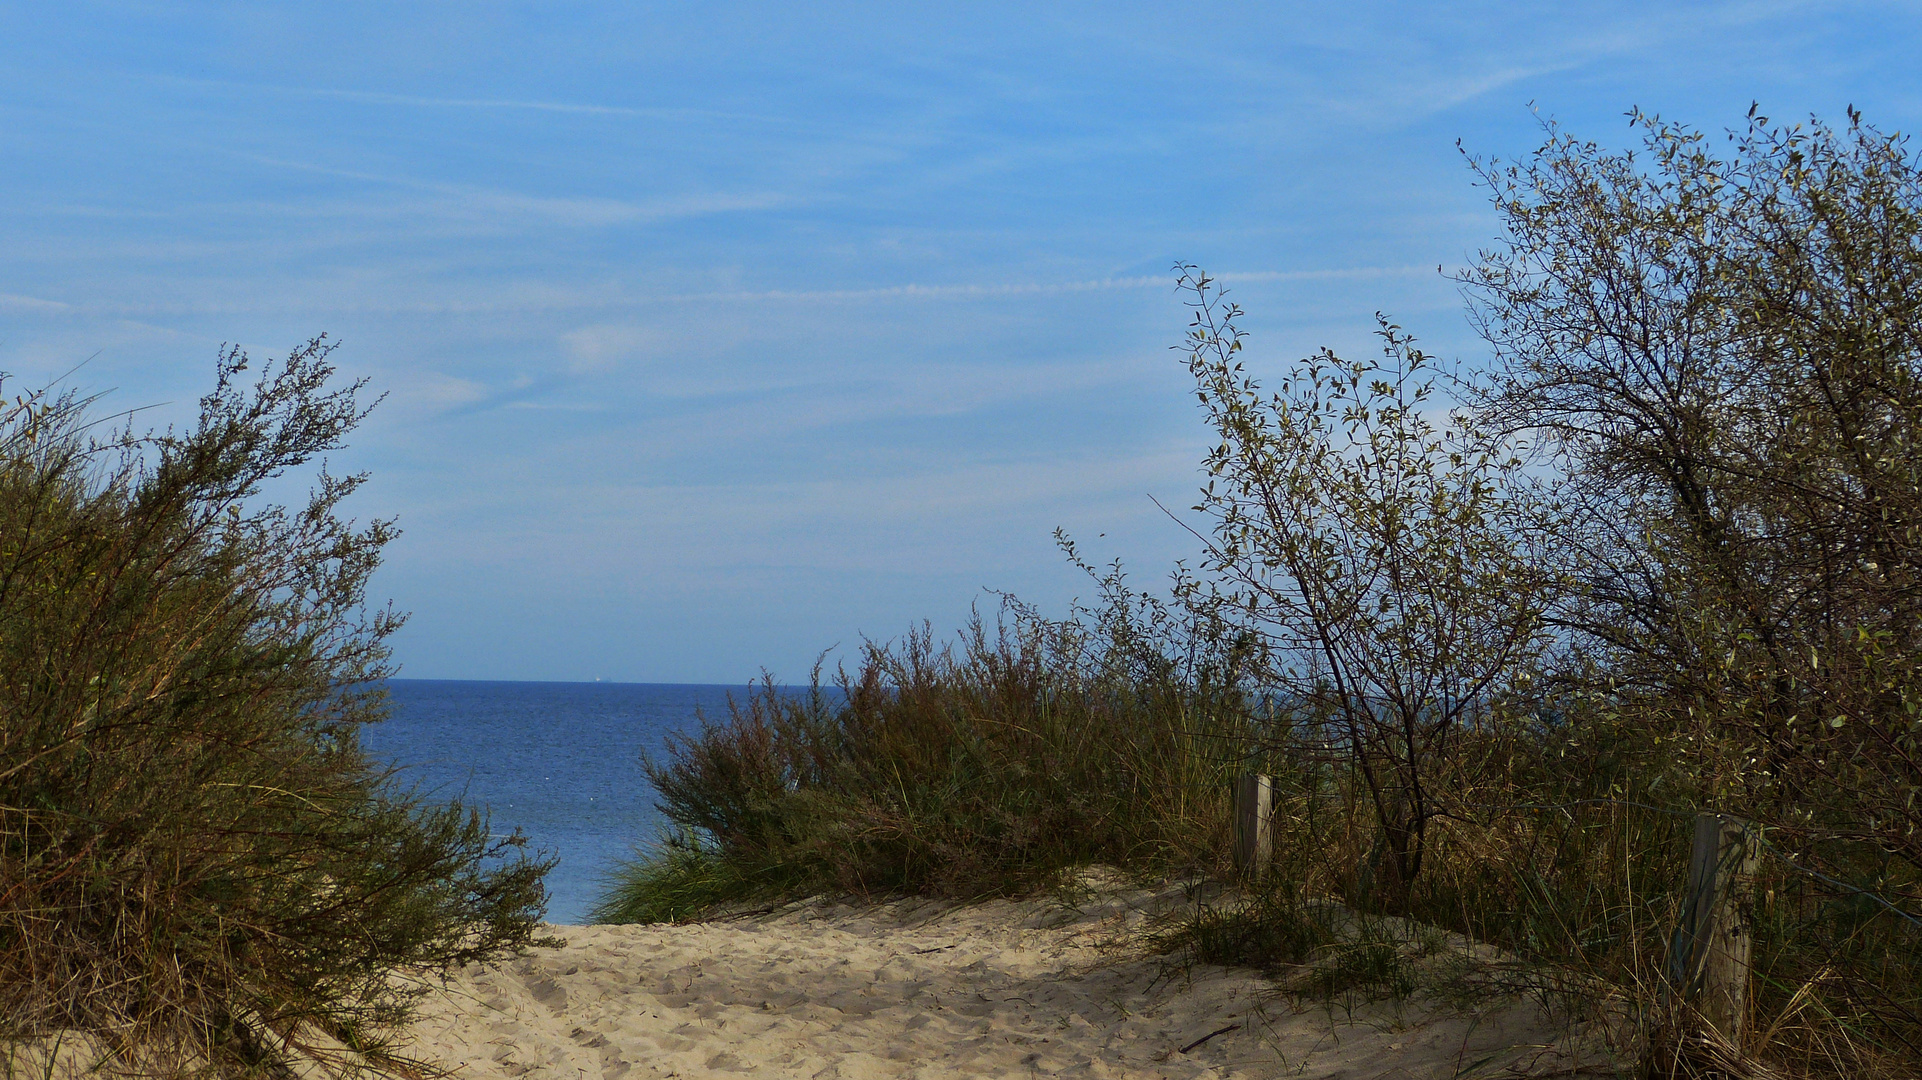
[595,586,1269,921]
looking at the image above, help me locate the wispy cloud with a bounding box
[643,266,1443,306]
[162,75,786,128]
[0,266,1443,321]
[1227,0,1842,134]
[0,293,70,313]
[234,153,790,227]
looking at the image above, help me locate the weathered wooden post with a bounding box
[1670,813,1760,1047]
[1233,773,1272,879]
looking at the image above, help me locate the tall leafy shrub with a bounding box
[0,342,551,1079]
[1175,268,1559,910]
[1465,107,1922,899]
[1460,106,1922,1075]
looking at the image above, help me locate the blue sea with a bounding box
[362,680,740,924]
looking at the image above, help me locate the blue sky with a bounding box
[2,2,1916,682]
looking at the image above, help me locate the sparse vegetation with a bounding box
[0,343,552,1079]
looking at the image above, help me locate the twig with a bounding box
[1179,1024,1241,1054]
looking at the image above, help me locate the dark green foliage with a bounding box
[1158,892,1429,1004]
[1151,885,1336,972]
[589,837,772,925]
[0,343,552,1079]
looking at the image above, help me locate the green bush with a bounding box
[597,568,1270,920]
[0,342,552,1079]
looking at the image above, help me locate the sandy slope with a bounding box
[402,881,1616,1080]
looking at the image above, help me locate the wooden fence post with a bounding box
[1670,813,1760,1047]
[1233,773,1272,879]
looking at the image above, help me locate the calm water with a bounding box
[363,680,740,924]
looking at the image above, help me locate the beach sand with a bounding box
[403,878,1617,1079]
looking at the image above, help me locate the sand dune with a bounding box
[404,880,1616,1079]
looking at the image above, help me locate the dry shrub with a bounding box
[0,345,551,1079]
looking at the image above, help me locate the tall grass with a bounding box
[1195,702,1922,1078]
[595,576,1273,920]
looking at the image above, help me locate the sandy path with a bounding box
[403,885,1614,1080]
